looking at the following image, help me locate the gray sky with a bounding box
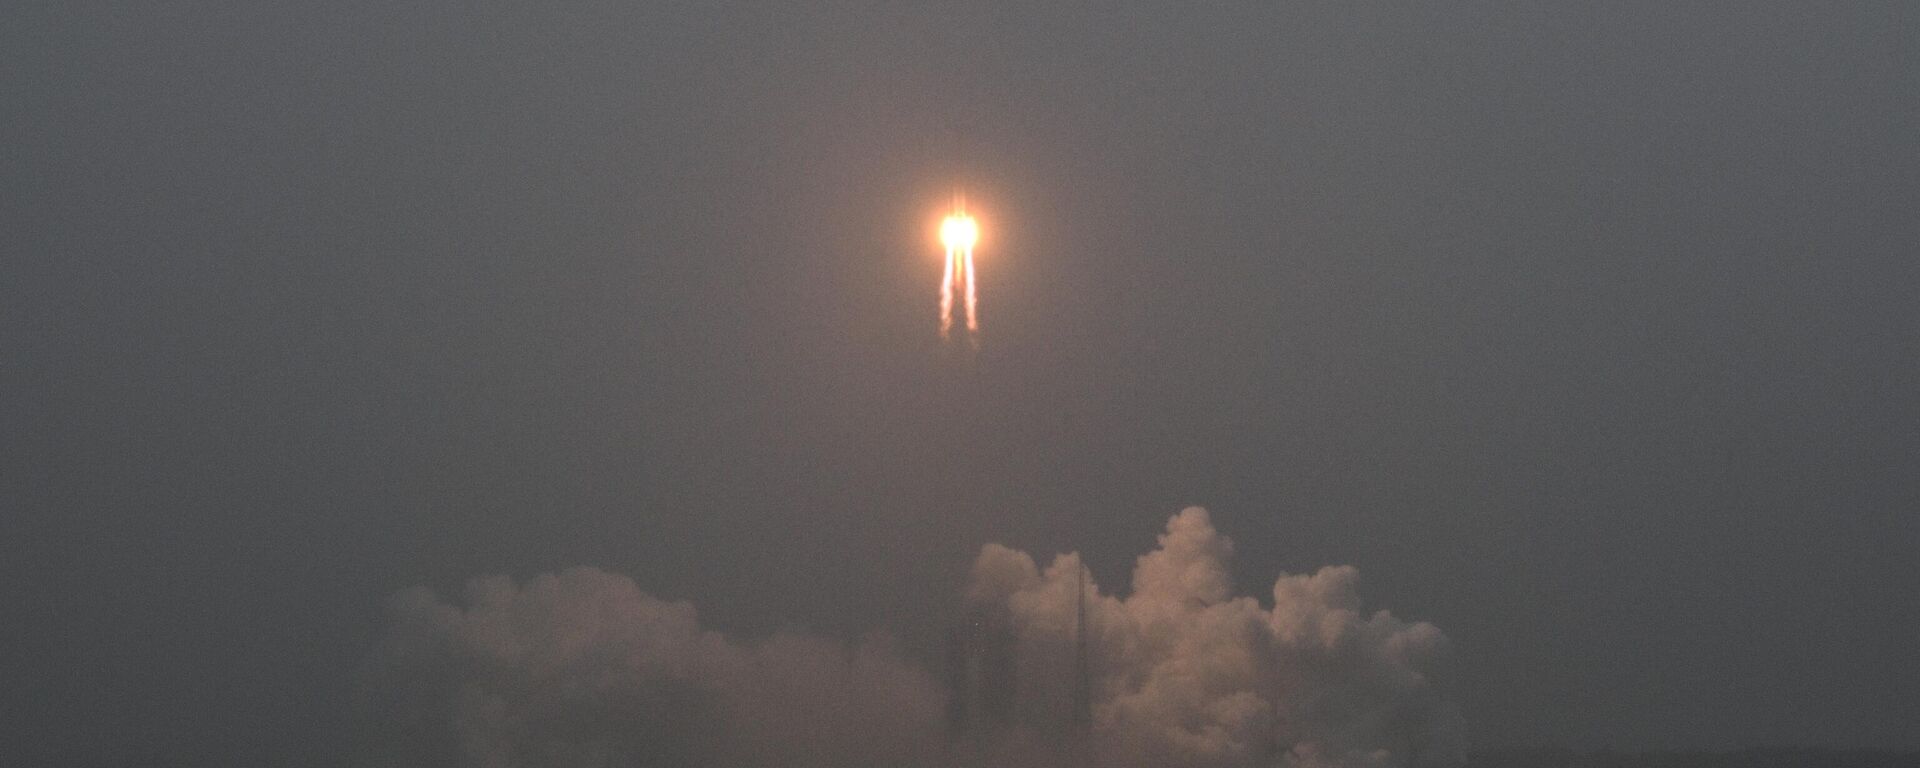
[4,2,1917,765]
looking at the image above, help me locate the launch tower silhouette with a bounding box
[947,562,1094,745]
[1072,562,1091,732]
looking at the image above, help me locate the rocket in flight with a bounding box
[939,195,980,347]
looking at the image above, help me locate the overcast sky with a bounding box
[4,2,1917,765]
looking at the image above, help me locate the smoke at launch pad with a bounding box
[367,508,1463,768]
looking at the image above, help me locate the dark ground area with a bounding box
[1469,749,1919,768]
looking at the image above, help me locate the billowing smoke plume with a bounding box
[958,508,1464,768]
[364,508,1463,768]
[360,568,944,768]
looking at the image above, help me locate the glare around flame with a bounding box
[940,214,979,252]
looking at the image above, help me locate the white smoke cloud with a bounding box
[364,508,1463,768]
[361,567,945,768]
[961,507,1465,768]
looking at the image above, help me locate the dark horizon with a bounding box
[1467,747,1920,768]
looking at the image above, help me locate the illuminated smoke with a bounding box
[957,508,1466,768]
[366,509,1463,768]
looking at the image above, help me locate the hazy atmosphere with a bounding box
[4,2,1917,766]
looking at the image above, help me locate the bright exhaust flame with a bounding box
[940,215,979,252]
[939,201,980,345]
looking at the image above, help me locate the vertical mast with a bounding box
[1073,561,1091,733]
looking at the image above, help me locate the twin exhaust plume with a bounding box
[939,195,980,347]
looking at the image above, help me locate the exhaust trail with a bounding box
[963,243,977,336]
[940,242,956,341]
[939,198,980,347]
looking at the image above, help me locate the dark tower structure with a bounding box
[1072,563,1092,733]
[946,605,1017,740]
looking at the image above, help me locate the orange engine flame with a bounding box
[939,208,979,345]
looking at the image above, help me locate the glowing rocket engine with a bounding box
[939,196,980,347]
